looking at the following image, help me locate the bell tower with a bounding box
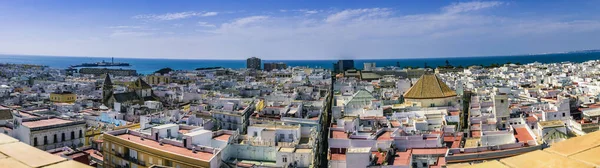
[102,73,114,106]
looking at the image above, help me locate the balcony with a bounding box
[138,160,146,167]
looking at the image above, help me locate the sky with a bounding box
[0,0,599,60]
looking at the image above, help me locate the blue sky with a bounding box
[1,0,599,60]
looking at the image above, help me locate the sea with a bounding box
[2,51,600,75]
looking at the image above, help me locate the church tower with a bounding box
[102,73,114,106]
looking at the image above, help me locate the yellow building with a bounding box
[103,129,220,168]
[50,91,77,103]
[146,75,170,85]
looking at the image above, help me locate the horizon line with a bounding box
[1,49,599,61]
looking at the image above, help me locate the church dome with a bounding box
[404,74,457,99]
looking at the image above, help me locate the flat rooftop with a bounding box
[213,134,231,142]
[331,130,348,139]
[330,153,346,161]
[412,148,447,156]
[0,133,89,167]
[539,120,565,128]
[461,129,600,167]
[116,133,215,162]
[513,127,534,143]
[21,118,75,128]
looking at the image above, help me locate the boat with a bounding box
[70,57,131,68]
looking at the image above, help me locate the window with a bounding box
[54,134,57,143]
[34,137,38,146]
[282,155,287,162]
[79,130,83,138]
[44,136,48,145]
[253,132,257,137]
[71,131,75,139]
[288,134,293,139]
[280,134,284,140]
[562,113,566,117]
[501,100,504,103]
[62,133,65,141]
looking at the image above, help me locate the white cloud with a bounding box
[3,1,600,60]
[107,26,142,29]
[304,10,318,14]
[325,8,391,23]
[442,1,504,14]
[222,16,269,28]
[197,22,216,28]
[133,11,218,21]
[201,12,218,17]
[285,9,319,15]
[109,30,153,38]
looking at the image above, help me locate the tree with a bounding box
[154,67,173,75]
[445,60,450,67]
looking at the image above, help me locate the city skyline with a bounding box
[1,0,600,60]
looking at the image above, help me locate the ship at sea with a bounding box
[70,57,130,68]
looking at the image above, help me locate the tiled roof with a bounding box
[112,92,139,103]
[404,74,457,99]
[346,89,376,107]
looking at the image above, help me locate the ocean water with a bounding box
[1,51,600,74]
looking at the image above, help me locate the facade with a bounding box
[363,62,376,71]
[146,75,171,85]
[264,62,288,71]
[103,128,225,168]
[14,117,86,150]
[50,91,77,103]
[247,57,261,70]
[334,60,355,73]
[210,99,255,133]
[79,68,137,76]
